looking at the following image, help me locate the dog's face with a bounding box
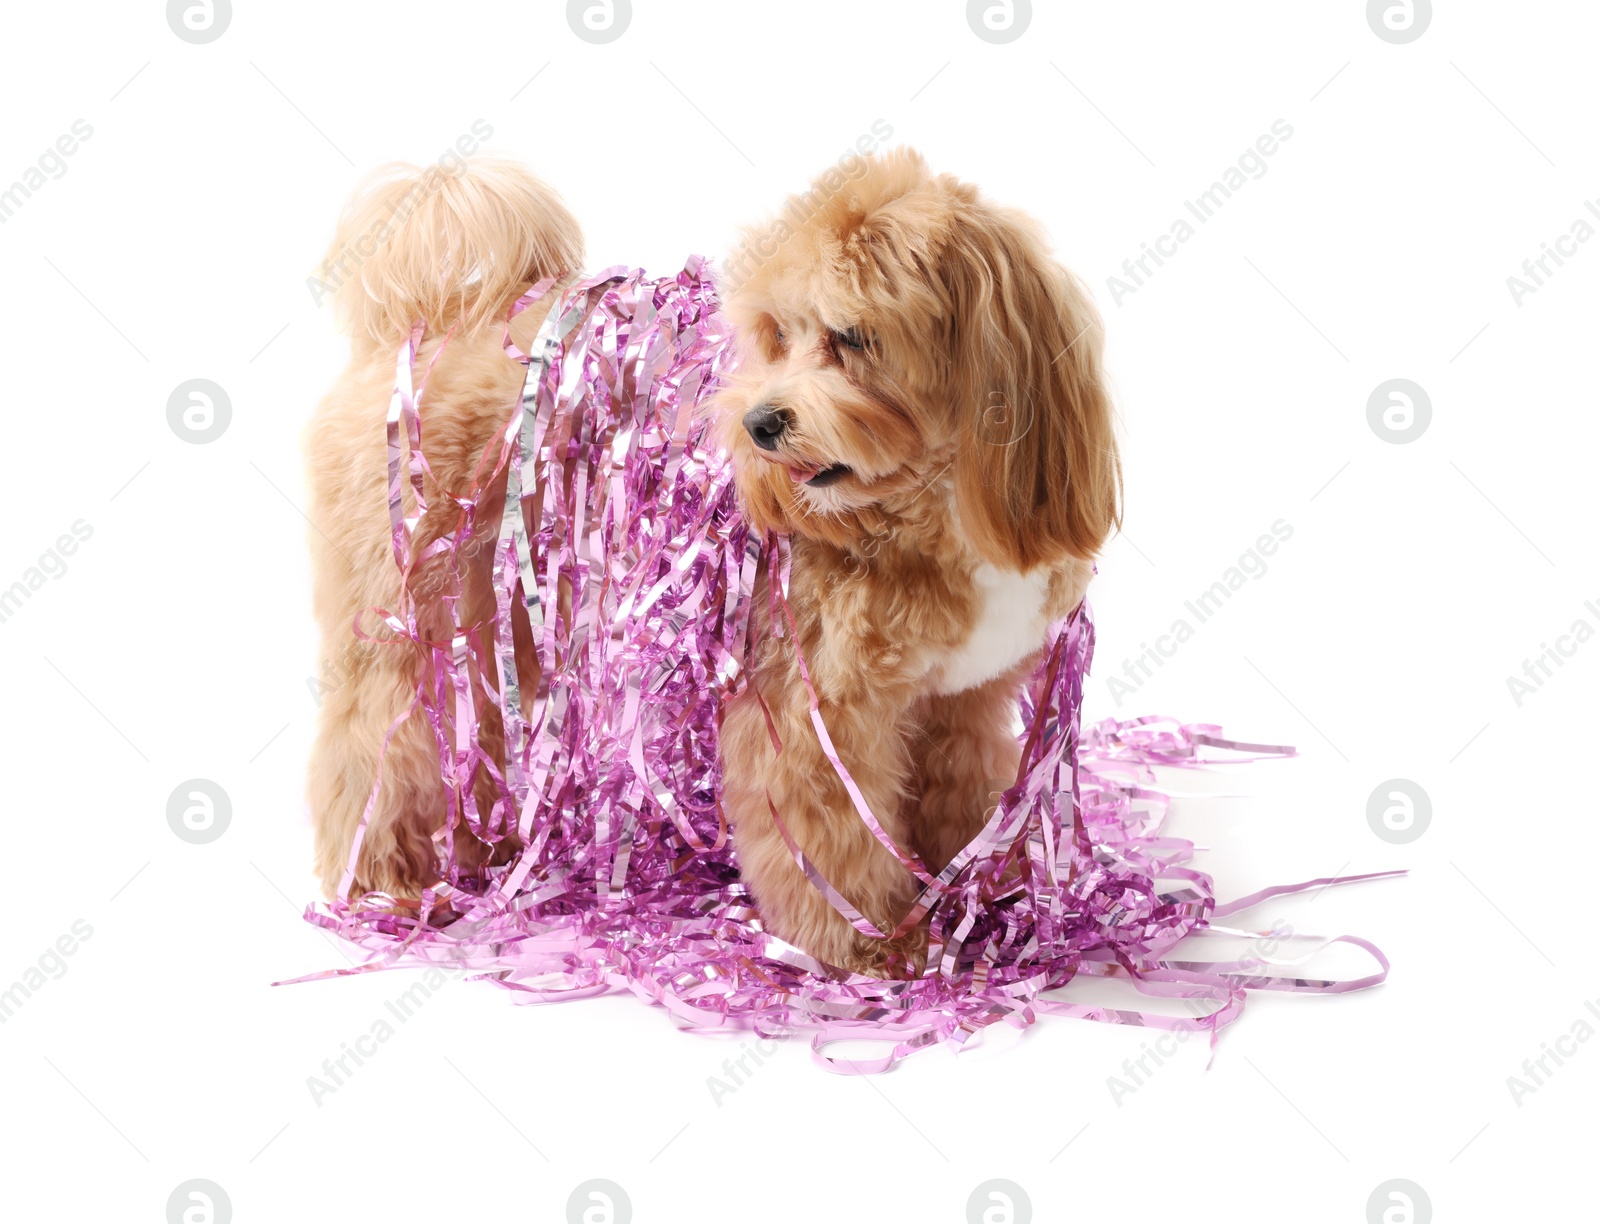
[714,149,1120,570]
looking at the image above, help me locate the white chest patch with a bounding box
[927,564,1052,695]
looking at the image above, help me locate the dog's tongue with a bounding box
[788,465,820,484]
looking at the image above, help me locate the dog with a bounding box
[304,149,1119,978]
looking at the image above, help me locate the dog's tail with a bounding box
[316,156,584,345]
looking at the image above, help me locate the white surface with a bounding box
[1,3,1594,1222]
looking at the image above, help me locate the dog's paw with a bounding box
[841,927,929,980]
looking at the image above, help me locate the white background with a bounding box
[1,2,1595,1221]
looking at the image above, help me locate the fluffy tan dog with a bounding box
[304,150,1119,977]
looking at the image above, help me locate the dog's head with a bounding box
[714,148,1120,569]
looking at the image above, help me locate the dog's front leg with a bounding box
[907,669,1029,873]
[721,634,926,978]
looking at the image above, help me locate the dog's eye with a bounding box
[834,327,868,351]
[772,325,786,350]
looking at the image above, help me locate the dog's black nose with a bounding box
[743,405,789,451]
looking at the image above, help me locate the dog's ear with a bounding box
[941,202,1121,571]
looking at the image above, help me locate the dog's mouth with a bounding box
[759,450,853,488]
[789,462,852,488]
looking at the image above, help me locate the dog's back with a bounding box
[304,159,581,899]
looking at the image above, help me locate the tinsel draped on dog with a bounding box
[293,151,1394,1070]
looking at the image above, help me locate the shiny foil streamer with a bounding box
[285,261,1399,1073]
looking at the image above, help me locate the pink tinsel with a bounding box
[285,261,1397,1073]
